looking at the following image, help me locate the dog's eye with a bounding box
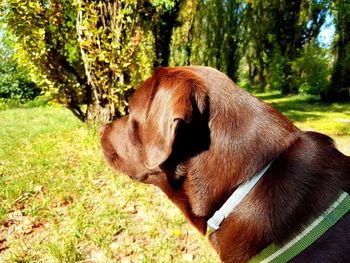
[112,152,119,161]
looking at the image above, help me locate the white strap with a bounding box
[207,161,273,231]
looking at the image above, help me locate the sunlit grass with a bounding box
[256,92,350,155]
[0,94,349,262]
[0,106,217,262]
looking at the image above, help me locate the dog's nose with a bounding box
[99,124,108,137]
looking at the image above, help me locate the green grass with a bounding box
[256,92,350,155]
[0,106,217,262]
[0,94,349,262]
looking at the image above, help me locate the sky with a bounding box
[317,14,335,47]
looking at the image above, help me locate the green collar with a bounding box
[249,191,350,263]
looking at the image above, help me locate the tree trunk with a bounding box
[152,1,181,67]
[86,102,115,126]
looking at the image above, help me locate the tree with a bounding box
[190,0,244,81]
[1,0,181,124]
[76,0,142,123]
[324,1,350,101]
[0,31,40,101]
[242,0,331,94]
[275,0,330,94]
[169,0,197,66]
[1,0,89,121]
[291,43,330,95]
[2,0,345,121]
[149,0,181,67]
[169,0,244,82]
[76,0,181,123]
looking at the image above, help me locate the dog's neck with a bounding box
[207,160,274,232]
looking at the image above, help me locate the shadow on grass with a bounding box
[255,93,285,101]
[279,110,323,123]
[256,93,350,123]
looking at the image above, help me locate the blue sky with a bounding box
[317,14,335,47]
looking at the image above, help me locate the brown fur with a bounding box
[100,66,350,262]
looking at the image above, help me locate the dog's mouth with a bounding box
[100,142,164,184]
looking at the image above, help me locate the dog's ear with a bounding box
[143,70,206,169]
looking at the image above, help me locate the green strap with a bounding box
[249,192,350,263]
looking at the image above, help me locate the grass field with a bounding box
[0,94,349,262]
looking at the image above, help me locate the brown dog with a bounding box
[100,66,350,262]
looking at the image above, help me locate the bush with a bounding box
[0,95,50,111]
[292,44,330,95]
[0,33,41,102]
[267,49,289,91]
[0,75,41,102]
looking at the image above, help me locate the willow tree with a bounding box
[243,0,330,94]
[190,0,244,81]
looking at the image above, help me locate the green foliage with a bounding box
[292,44,330,95]
[75,0,181,123]
[76,0,142,122]
[242,0,332,94]
[1,0,88,120]
[169,0,196,66]
[148,0,181,68]
[1,0,350,122]
[266,47,287,91]
[0,33,40,102]
[132,31,156,83]
[170,0,244,81]
[1,0,182,123]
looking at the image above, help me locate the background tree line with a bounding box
[0,0,349,124]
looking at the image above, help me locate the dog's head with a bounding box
[100,67,209,182]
